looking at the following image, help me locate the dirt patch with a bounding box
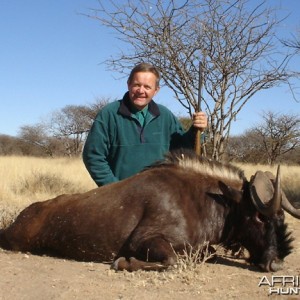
[1,217,300,300]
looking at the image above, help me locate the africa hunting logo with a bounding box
[258,275,300,295]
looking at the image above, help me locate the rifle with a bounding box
[195,61,203,156]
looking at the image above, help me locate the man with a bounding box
[83,63,207,186]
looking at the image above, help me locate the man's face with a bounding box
[127,72,160,110]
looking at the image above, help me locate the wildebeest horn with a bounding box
[249,166,282,217]
[264,170,300,219]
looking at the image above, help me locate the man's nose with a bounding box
[137,86,146,93]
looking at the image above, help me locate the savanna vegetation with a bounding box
[1,2,299,164]
[0,101,299,165]
[1,1,300,298]
[1,155,299,230]
[1,147,300,300]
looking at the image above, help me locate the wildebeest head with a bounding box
[219,165,299,272]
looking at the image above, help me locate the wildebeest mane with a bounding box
[146,149,245,183]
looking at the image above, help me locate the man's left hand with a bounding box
[193,111,208,130]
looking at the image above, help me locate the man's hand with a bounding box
[193,112,208,130]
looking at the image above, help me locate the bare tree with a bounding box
[226,112,300,165]
[0,135,24,156]
[226,132,266,163]
[253,111,300,165]
[85,97,110,121]
[49,99,110,156]
[50,105,92,156]
[88,0,298,160]
[282,26,300,52]
[13,98,110,158]
[18,124,57,157]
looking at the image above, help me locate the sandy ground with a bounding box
[0,215,300,300]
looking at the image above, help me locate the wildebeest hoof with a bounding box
[111,257,129,271]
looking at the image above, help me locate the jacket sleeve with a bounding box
[169,114,198,150]
[82,111,118,186]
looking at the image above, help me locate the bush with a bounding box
[12,172,80,196]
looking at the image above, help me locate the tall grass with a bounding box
[0,156,96,208]
[0,156,299,274]
[0,156,299,226]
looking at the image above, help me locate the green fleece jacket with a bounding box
[83,92,197,186]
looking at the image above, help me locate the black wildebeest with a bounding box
[0,150,299,272]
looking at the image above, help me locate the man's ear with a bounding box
[154,86,160,95]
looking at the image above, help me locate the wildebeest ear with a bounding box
[218,181,243,203]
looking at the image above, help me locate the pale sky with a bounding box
[0,0,299,137]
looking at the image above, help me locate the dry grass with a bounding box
[0,156,96,226]
[0,156,299,225]
[239,163,300,204]
[0,156,95,205]
[0,155,299,235]
[0,156,299,288]
[173,242,217,272]
[1,156,298,204]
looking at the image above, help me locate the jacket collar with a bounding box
[118,92,160,117]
